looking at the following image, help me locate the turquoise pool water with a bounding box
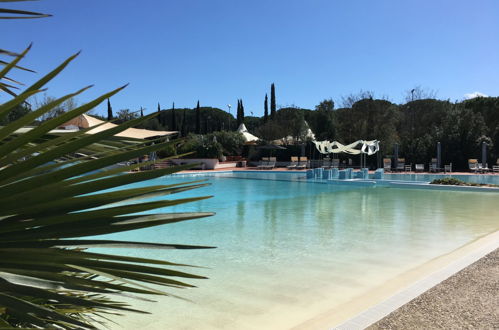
[103,173,499,329]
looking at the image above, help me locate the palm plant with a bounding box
[0,33,214,330]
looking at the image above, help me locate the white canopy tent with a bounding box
[236,123,259,144]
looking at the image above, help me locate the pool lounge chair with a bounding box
[415,163,424,172]
[331,158,340,169]
[429,158,438,172]
[287,156,298,170]
[383,158,392,172]
[468,159,478,173]
[493,160,499,173]
[296,157,308,170]
[321,159,332,169]
[396,158,405,172]
[257,157,269,170]
[478,163,489,173]
[266,157,276,170]
[444,163,452,173]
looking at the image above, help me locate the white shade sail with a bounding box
[313,140,380,155]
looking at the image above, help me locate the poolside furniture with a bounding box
[493,160,499,173]
[429,158,438,172]
[396,158,405,171]
[321,159,332,169]
[478,163,489,173]
[265,157,276,170]
[404,163,412,172]
[257,157,269,170]
[383,158,392,172]
[331,158,340,169]
[296,157,308,170]
[310,159,322,168]
[468,159,479,173]
[287,156,298,170]
[444,163,452,173]
[415,164,424,172]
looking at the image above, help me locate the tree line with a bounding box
[8,86,498,170]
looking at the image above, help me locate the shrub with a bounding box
[209,131,245,156]
[178,134,223,159]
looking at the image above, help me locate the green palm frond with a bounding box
[0,47,214,329]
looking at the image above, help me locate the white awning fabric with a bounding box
[61,114,177,139]
[313,140,380,155]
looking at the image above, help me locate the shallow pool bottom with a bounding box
[102,172,499,330]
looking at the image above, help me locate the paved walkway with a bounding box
[368,248,499,329]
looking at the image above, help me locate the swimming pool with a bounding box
[104,172,499,329]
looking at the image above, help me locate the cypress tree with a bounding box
[107,98,113,121]
[236,99,241,127]
[140,107,144,117]
[171,102,177,131]
[181,109,186,137]
[195,100,200,134]
[240,99,245,124]
[157,103,161,124]
[264,94,268,122]
[270,83,276,119]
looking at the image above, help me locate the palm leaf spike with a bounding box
[0,36,214,330]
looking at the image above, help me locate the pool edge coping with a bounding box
[172,170,499,193]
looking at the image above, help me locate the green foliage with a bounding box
[270,83,276,119]
[308,99,335,140]
[275,107,306,141]
[178,133,223,159]
[115,108,138,122]
[430,177,465,185]
[264,93,268,122]
[255,120,286,142]
[430,177,498,187]
[211,130,245,156]
[195,100,200,134]
[236,99,245,127]
[0,46,213,328]
[0,103,30,125]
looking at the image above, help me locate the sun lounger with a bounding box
[265,157,276,170]
[287,156,298,170]
[257,157,269,170]
[444,163,452,173]
[429,158,438,172]
[331,159,340,169]
[468,159,478,173]
[493,160,499,173]
[383,158,391,172]
[396,158,405,171]
[296,157,308,170]
[321,159,332,169]
[478,163,489,173]
[415,163,424,172]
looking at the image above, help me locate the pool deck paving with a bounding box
[367,248,499,330]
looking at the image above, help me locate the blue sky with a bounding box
[4,0,499,117]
